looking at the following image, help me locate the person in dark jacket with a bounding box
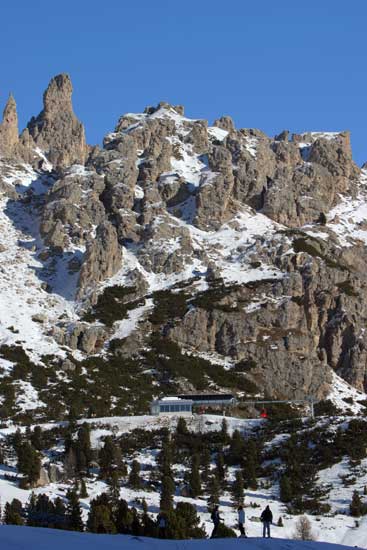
[237,505,246,537]
[260,505,273,538]
[210,505,223,538]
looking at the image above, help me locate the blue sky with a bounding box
[1,0,366,164]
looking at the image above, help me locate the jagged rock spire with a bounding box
[0,93,19,156]
[26,73,87,168]
[43,73,74,115]
[3,94,18,127]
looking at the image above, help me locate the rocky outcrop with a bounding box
[94,134,139,230]
[40,168,106,249]
[214,115,235,133]
[26,74,87,168]
[78,221,122,297]
[194,145,235,230]
[57,322,107,353]
[229,130,360,227]
[138,212,194,274]
[34,466,50,488]
[184,119,208,154]
[48,463,63,483]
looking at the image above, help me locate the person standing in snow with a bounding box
[157,512,167,538]
[260,505,273,538]
[210,505,223,538]
[237,505,246,537]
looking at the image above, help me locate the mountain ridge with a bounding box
[1,73,367,422]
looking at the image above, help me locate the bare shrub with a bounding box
[293,516,315,541]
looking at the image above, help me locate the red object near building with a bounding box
[260,408,268,418]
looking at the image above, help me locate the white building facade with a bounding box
[150,397,194,415]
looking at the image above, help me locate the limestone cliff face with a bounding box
[26,74,87,168]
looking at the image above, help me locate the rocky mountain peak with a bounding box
[143,101,184,116]
[26,73,87,168]
[0,93,19,156]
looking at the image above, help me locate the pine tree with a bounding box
[12,429,22,453]
[27,493,56,528]
[128,460,142,489]
[99,436,121,479]
[160,475,175,512]
[278,516,284,527]
[201,447,211,484]
[68,402,81,422]
[228,430,246,465]
[77,423,92,473]
[141,500,157,537]
[114,499,133,534]
[100,437,115,470]
[176,417,189,436]
[26,492,37,526]
[280,475,293,503]
[215,452,226,487]
[87,502,116,534]
[66,489,84,531]
[4,499,24,525]
[131,507,142,536]
[80,478,88,498]
[207,474,220,509]
[108,471,121,508]
[166,503,206,539]
[242,439,258,489]
[158,436,173,478]
[350,490,366,517]
[220,418,229,445]
[53,497,67,529]
[16,442,41,487]
[231,470,245,507]
[30,426,43,451]
[74,443,86,475]
[189,454,202,497]
[177,502,206,539]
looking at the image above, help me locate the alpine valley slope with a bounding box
[1,73,367,421]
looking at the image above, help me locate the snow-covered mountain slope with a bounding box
[0,164,77,362]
